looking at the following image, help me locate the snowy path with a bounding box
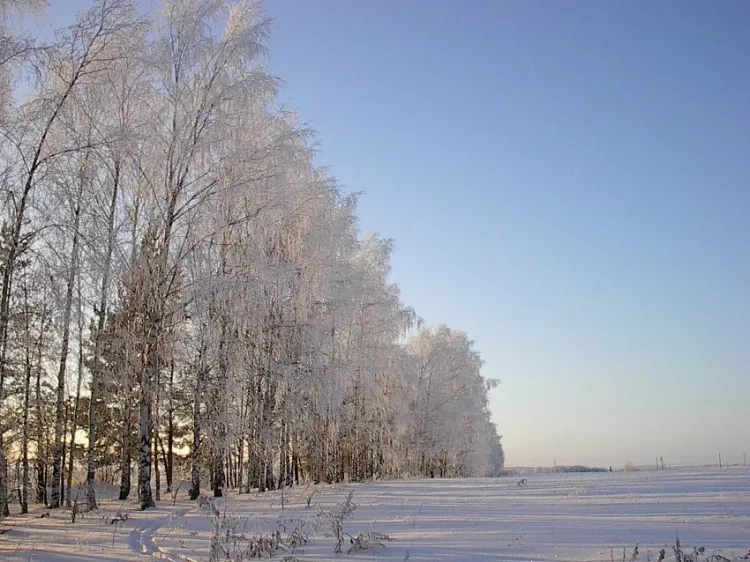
[128,507,191,561]
[0,500,193,562]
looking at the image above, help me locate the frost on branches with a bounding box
[0,0,503,516]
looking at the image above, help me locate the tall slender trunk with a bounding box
[65,321,84,507]
[246,423,258,492]
[153,430,160,502]
[166,423,173,494]
[0,155,35,518]
[189,358,206,500]
[189,402,201,500]
[256,378,266,493]
[157,435,171,495]
[50,209,81,508]
[278,421,288,489]
[35,340,46,506]
[152,362,161,503]
[245,377,257,491]
[18,281,34,514]
[236,377,247,493]
[292,440,300,486]
[87,159,120,511]
[0,220,21,516]
[212,444,225,498]
[166,359,174,493]
[138,347,155,510]
[212,323,228,498]
[118,189,141,504]
[137,185,178,510]
[60,413,67,505]
[237,437,244,493]
[21,343,32,514]
[0,264,16,516]
[119,422,131,500]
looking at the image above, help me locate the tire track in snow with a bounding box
[128,507,190,560]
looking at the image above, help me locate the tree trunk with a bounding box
[166,430,173,494]
[0,207,24,516]
[0,168,33,519]
[189,357,206,500]
[86,159,120,511]
[212,356,227,498]
[50,195,82,509]
[35,350,47,506]
[138,364,155,509]
[17,281,34,514]
[166,359,174,493]
[65,322,84,508]
[237,437,244,493]
[119,441,131,501]
[157,435,171,496]
[212,448,225,498]
[189,398,201,500]
[20,349,32,514]
[153,431,161,502]
[36,460,47,505]
[60,429,66,507]
[257,418,265,492]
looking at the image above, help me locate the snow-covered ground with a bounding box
[1,467,748,561]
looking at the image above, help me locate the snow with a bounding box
[1,467,748,561]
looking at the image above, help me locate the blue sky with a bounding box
[263,0,750,468]
[46,1,750,467]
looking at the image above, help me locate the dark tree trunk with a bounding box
[51,196,81,509]
[20,280,35,514]
[21,356,31,514]
[59,438,66,507]
[34,308,47,506]
[237,438,244,493]
[87,157,120,511]
[189,417,201,501]
[65,329,84,508]
[138,375,155,509]
[212,451,224,498]
[153,432,161,502]
[157,435,171,496]
[189,365,205,501]
[119,432,131,501]
[166,359,174,493]
[36,460,47,505]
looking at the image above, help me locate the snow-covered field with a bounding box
[1,468,748,561]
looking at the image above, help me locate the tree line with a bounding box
[0,0,504,516]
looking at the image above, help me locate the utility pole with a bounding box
[718,453,722,469]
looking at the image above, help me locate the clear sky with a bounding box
[45,1,750,468]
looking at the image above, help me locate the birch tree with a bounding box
[82,14,148,512]
[0,1,504,516]
[0,0,137,515]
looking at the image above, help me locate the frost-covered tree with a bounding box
[0,0,137,516]
[405,326,503,477]
[0,0,503,518]
[0,0,46,122]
